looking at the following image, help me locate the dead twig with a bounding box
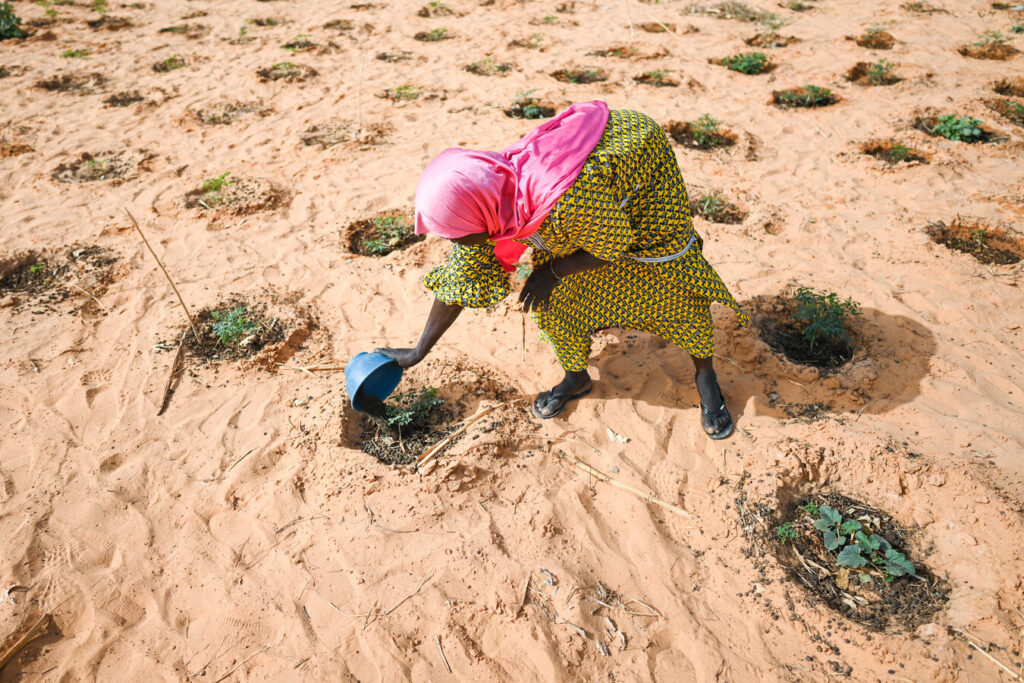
[63,281,107,311]
[554,451,693,519]
[158,328,189,416]
[516,573,531,618]
[212,646,270,683]
[0,614,51,671]
[416,402,507,470]
[328,574,433,630]
[435,635,451,673]
[950,627,1021,680]
[125,208,200,341]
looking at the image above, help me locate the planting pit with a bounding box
[958,42,1019,60]
[860,139,929,165]
[193,101,268,125]
[159,23,210,39]
[845,61,901,86]
[86,16,132,31]
[926,219,1023,265]
[665,120,738,149]
[344,211,423,256]
[51,151,136,183]
[256,62,318,82]
[913,115,998,143]
[745,32,799,47]
[692,193,746,224]
[104,91,144,107]
[633,70,679,87]
[994,76,1024,97]
[504,96,556,119]
[752,293,858,369]
[34,72,108,94]
[0,246,119,312]
[985,97,1024,126]
[747,492,950,632]
[301,121,391,147]
[178,300,286,363]
[551,68,607,84]
[587,45,668,59]
[184,176,287,216]
[847,31,894,49]
[772,86,838,108]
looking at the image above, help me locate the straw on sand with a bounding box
[415,402,508,470]
[555,451,693,519]
[0,614,51,671]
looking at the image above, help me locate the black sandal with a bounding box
[700,400,735,440]
[532,384,593,419]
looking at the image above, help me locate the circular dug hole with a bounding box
[751,293,860,370]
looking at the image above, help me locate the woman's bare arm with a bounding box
[519,249,610,312]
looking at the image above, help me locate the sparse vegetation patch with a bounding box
[256,62,318,82]
[0,1,25,40]
[414,27,451,41]
[692,192,746,224]
[504,91,556,119]
[51,151,131,182]
[757,286,860,368]
[958,31,1020,60]
[860,140,928,165]
[153,55,187,72]
[634,69,680,87]
[926,219,1024,265]
[346,213,424,256]
[357,386,454,465]
[465,57,513,76]
[985,97,1024,126]
[183,301,285,362]
[35,72,108,94]
[664,114,737,149]
[845,59,901,85]
[551,67,607,83]
[915,114,994,142]
[772,85,837,108]
[719,51,772,74]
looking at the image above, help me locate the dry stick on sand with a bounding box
[0,614,51,672]
[125,208,200,341]
[555,451,693,519]
[435,635,452,673]
[157,328,189,416]
[415,402,508,470]
[949,627,1022,680]
[212,646,270,683]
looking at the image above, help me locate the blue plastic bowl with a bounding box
[345,352,403,412]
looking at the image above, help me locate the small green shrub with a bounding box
[61,48,92,59]
[774,85,835,107]
[690,114,723,147]
[807,504,916,580]
[0,2,24,40]
[415,27,450,41]
[154,55,186,72]
[792,286,859,351]
[720,51,769,74]
[930,114,984,141]
[384,387,444,429]
[974,30,1008,46]
[385,84,420,101]
[866,59,894,84]
[465,57,512,76]
[362,215,415,255]
[91,0,106,13]
[210,305,260,346]
[505,90,554,119]
[776,522,798,542]
[202,172,234,205]
[1012,24,1023,34]
[889,142,910,161]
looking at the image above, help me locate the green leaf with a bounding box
[837,545,867,568]
[884,549,916,576]
[823,530,841,551]
[855,530,880,552]
[820,505,842,524]
[812,518,833,532]
[840,520,862,534]
[858,573,872,584]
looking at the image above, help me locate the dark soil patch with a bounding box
[0,65,28,79]
[900,1,946,13]
[282,38,317,52]
[104,91,144,107]
[985,97,1024,126]
[994,76,1024,97]
[772,86,838,108]
[184,177,287,215]
[51,151,131,183]
[302,121,391,147]
[418,2,455,16]
[753,294,856,369]
[958,42,1019,60]
[153,55,188,72]
[587,45,640,58]
[356,392,461,466]
[0,141,33,158]
[87,16,132,30]
[159,23,210,39]
[845,61,902,86]
[256,62,318,82]
[913,116,998,143]
[344,211,423,256]
[860,139,929,164]
[639,21,676,32]
[465,59,513,76]
[926,219,1024,265]
[664,121,737,149]
[745,32,799,47]
[848,31,894,49]
[194,101,267,125]
[551,67,607,83]
[633,71,679,87]
[504,97,556,119]
[754,492,950,632]
[181,300,286,363]
[414,28,453,41]
[0,245,119,311]
[35,72,108,94]
[377,50,414,62]
[692,193,746,223]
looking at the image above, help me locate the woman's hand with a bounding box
[519,263,561,313]
[375,347,425,368]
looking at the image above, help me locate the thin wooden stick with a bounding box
[125,208,200,341]
[435,635,451,673]
[212,646,270,683]
[950,628,1022,680]
[556,452,693,519]
[63,282,107,311]
[415,402,507,470]
[0,613,51,671]
[158,328,189,416]
[517,573,530,618]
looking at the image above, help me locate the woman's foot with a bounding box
[533,371,593,419]
[694,364,734,439]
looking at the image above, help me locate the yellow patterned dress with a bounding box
[423,109,749,372]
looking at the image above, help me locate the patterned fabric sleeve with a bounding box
[423,242,510,308]
[559,168,635,262]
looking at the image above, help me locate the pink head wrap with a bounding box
[414,101,610,271]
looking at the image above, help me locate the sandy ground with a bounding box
[2,0,1024,680]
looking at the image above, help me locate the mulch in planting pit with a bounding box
[34,72,108,94]
[51,151,133,183]
[193,101,268,125]
[504,97,556,119]
[752,294,857,369]
[771,86,838,108]
[184,177,287,215]
[912,116,999,143]
[845,62,902,86]
[926,219,1024,265]
[994,77,1024,97]
[256,62,318,82]
[664,121,737,149]
[301,121,391,147]
[159,23,210,39]
[104,91,144,107]
[747,492,951,632]
[847,31,894,49]
[343,211,423,256]
[860,139,929,164]
[355,390,462,466]
[0,246,119,311]
[87,16,132,30]
[985,97,1024,126]
[633,71,679,87]
[745,32,800,48]
[692,194,746,224]
[180,300,286,363]
[551,68,607,83]
[958,42,1020,60]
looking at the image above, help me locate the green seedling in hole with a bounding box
[418,27,449,41]
[806,504,916,579]
[202,172,234,205]
[29,263,46,274]
[971,228,988,248]
[271,61,295,72]
[1012,25,1023,34]
[930,115,984,142]
[282,33,312,52]
[563,69,602,83]
[466,57,512,76]
[974,30,1008,46]
[793,286,859,351]
[696,194,727,220]
[0,1,24,39]
[801,501,820,516]
[210,305,260,346]
[384,387,444,433]
[644,69,669,80]
[538,14,557,23]
[889,142,911,161]
[388,84,420,101]
[362,215,414,255]
[155,55,186,71]
[721,51,769,74]
[512,33,544,49]
[62,48,92,58]
[91,0,106,13]
[776,522,798,542]
[776,85,834,107]
[689,114,723,147]
[866,59,894,84]
[785,0,809,9]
